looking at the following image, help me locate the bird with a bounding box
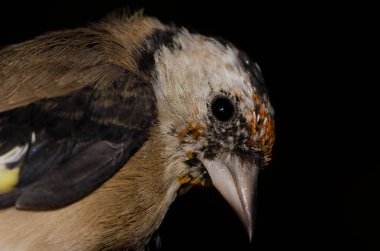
[0,10,275,251]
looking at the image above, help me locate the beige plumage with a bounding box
[0,11,275,250]
[0,128,177,250]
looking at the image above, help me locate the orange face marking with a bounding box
[248,116,257,131]
[177,174,205,188]
[246,94,275,165]
[259,106,267,117]
[190,178,203,186]
[177,122,205,144]
[188,122,204,140]
[177,175,192,185]
[253,94,260,105]
[186,151,193,159]
[178,129,187,142]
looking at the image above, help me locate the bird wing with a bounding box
[0,28,156,210]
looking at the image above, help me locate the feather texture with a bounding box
[0,14,161,209]
[0,11,275,251]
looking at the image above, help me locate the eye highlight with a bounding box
[211,97,235,121]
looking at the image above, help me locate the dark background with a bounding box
[0,1,377,250]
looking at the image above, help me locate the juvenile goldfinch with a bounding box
[0,11,275,251]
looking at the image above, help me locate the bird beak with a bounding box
[201,155,260,241]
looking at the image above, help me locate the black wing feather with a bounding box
[16,141,127,210]
[0,20,161,210]
[0,69,156,210]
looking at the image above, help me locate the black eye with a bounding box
[211,97,235,121]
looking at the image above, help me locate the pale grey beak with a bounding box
[201,155,260,241]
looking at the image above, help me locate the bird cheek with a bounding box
[177,122,205,144]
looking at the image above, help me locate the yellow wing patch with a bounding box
[0,166,20,193]
[0,144,28,193]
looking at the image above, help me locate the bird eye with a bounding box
[211,97,235,121]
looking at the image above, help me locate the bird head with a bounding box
[150,29,275,240]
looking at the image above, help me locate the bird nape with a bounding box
[0,11,275,251]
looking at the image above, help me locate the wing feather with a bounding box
[0,23,157,210]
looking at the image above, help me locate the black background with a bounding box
[0,1,377,250]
